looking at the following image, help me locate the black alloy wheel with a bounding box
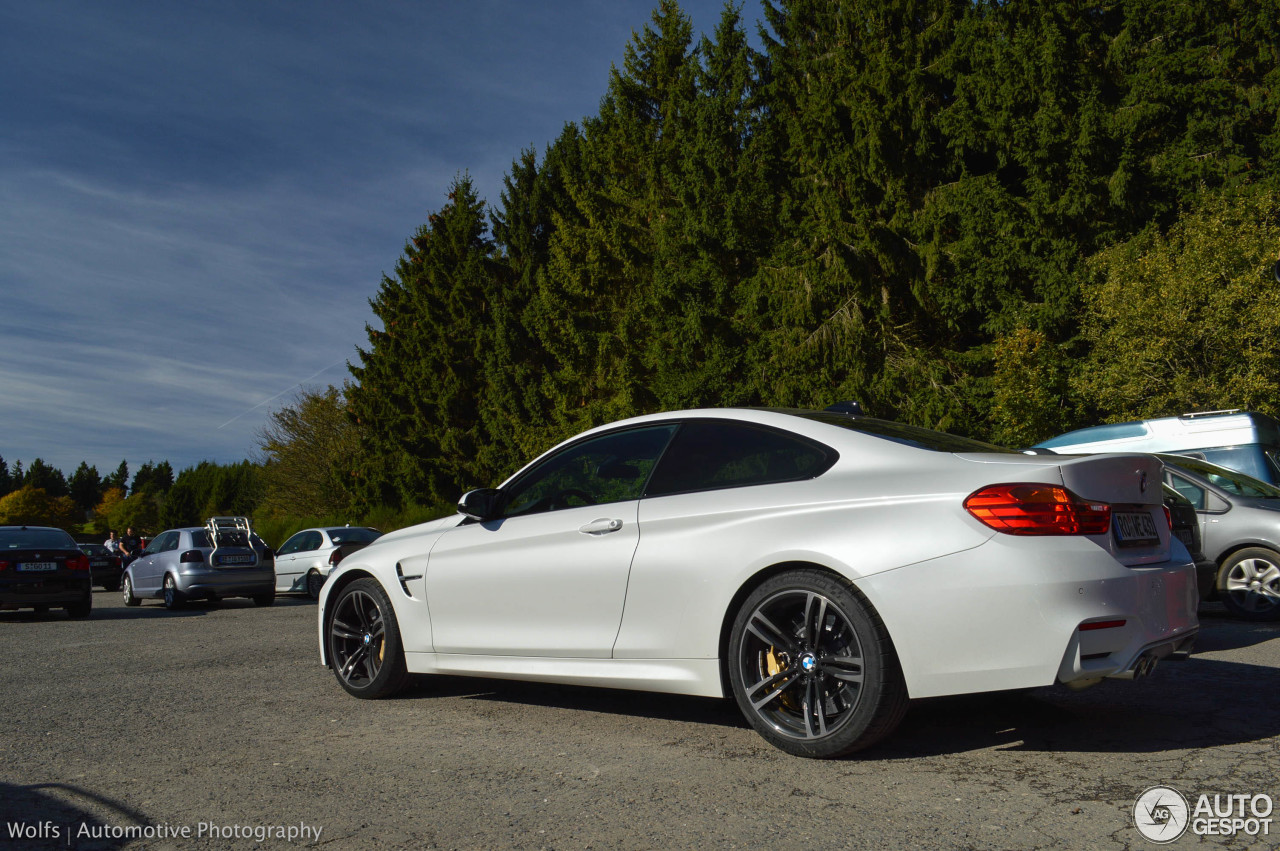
[306,571,324,600]
[728,570,908,758]
[327,578,408,699]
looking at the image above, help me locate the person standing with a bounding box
[103,530,120,553]
[119,526,142,566]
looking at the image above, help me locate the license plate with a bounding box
[17,562,57,571]
[1174,528,1194,547]
[1114,511,1160,546]
[90,560,109,568]
[217,554,254,566]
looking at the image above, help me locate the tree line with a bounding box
[345,0,1280,513]
[10,0,1280,537]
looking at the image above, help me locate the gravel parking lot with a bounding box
[1,590,1277,850]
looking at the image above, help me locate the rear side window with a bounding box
[646,421,836,497]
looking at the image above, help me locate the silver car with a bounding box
[121,526,275,609]
[274,526,381,599]
[1160,454,1280,620]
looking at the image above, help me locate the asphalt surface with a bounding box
[1,590,1277,850]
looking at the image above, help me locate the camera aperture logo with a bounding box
[1134,785,1275,843]
[1135,786,1190,843]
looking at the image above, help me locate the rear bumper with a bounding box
[0,574,92,609]
[176,567,274,598]
[856,534,1200,698]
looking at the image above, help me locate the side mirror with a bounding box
[458,488,503,521]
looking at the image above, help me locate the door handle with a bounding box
[579,518,623,535]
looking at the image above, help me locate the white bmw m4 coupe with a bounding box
[318,407,1198,758]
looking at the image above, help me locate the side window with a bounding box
[646,421,836,497]
[300,531,323,552]
[1168,473,1206,510]
[278,533,305,556]
[162,533,180,553]
[503,425,678,518]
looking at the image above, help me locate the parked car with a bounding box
[79,543,123,592]
[122,518,275,609]
[1036,410,1280,485]
[1157,454,1280,620]
[0,526,92,618]
[275,526,382,599]
[1162,485,1216,602]
[317,407,1198,758]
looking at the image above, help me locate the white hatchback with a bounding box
[317,408,1199,758]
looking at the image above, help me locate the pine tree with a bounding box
[68,462,102,514]
[349,176,501,508]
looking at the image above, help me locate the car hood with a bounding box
[369,514,463,548]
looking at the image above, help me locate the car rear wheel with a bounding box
[327,578,408,699]
[727,570,908,758]
[162,574,184,610]
[122,575,141,607]
[306,571,324,600]
[1219,548,1280,621]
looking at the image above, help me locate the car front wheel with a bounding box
[1219,548,1280,621]
[327,579,408,699]
[728,570,908,758]
[122,574,141,607]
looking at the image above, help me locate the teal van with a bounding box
[1035,410,1280,485]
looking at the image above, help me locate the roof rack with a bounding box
[1180,409,1242,419]
[205,516,253,557]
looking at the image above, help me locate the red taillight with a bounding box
[329,549,344,567]
[965,484,1112,536]
[0,560,9,571]
[180,549,204,564]
[64,554,90,571]
[1163,505,1172,530]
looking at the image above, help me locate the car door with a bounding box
[274,531,316,592]
[425,424,677,657]
[1165,471,1233,559]
[132,531,174,594]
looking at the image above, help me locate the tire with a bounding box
[306,571,325,600]
[162,574,184,610]
[252,591,275,607]
[1218,548,1280,621]
[122,574,141,607]
[727,569,908,758]
[327,578,409,699]
[65,596,92,619]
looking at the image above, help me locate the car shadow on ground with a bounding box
[0,781,149,850]
[1191,608,1280,652]
[393,651,1280,759]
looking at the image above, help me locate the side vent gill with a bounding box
[395,562,422,598]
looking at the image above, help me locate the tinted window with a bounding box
[1167,473,1206,510]
[277,533,306,556]
[504,425,678,517]
[646,421,835,497]
[790,412,1016,453]
[191,530,212,548]
[1160,455,1280,499]
[0,528,77,549]
[326,528,381,545]
[160,532,180,553]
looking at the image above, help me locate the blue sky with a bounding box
[0,0,760,480]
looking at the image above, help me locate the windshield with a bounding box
[1158,454,1280,499]
[791,412,1017,454]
